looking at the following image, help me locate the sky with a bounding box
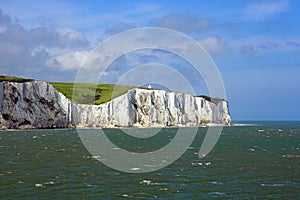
[0,0,299,121]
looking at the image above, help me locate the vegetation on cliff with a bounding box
[0,74,136,104]
[1,74,225,105]
[50,82,135,105]
[0,75,33,83]
[1,74,134,105]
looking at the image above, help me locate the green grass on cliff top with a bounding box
[0,74,33,82]
[0,74,135,105]
[50,82,135,105]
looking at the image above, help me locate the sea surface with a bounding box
[0,122,299,199]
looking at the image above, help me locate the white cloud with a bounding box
[55,27,87,47]
[45,50,89,71]
[46,48,119,75]
[198,36,230,56]
[245,0,289,20]
[0,8,90,79]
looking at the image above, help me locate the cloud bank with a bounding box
[0,5,299,81]
[0,9,89,79]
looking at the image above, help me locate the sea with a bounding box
[0,121,299,199]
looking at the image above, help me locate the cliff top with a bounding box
[1,74,225,105]
[0,74,33,83]
[51,82,137,105]
[0,75,136,104]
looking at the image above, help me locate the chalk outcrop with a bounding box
[0,81,231,129]
[0,81,74,129]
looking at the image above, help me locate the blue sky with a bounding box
[0,0,299,121]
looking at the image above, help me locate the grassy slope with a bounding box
[0,75,33,82]
[50,82,135,105]
[0,74,135,105]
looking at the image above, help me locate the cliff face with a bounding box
[0,81,231,129]
[0,81,75,129]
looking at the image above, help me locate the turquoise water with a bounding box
[0,122,299,199]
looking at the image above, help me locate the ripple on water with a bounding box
[282,154,300,158]
[130,167,140,171]
[139,179,167,186]
[210,181,223,185]
[208,192,227,196]
[0,124,299,199]
[34,181,56,188]
[191,162,212,167]
[260,183,285,187]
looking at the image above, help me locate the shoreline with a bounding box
[0,122,258,131]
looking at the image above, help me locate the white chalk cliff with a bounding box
[0,81,231,129]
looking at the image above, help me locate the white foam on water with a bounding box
[44,181,55,185]
[35,183,44,188]
[261,183,285,187]
[139,179,166,186]
[191,162,203,166]
[56,148,66,152]
[208,192,226,196]
[211,181,223,185]
[150,182,166,186]
[130,167,140,171]
[282,154,300,158]
[86,184,96,187]
[91,155,102,159]
[144,164,157,168]
[35,181,55,188]
[140,179,151,185]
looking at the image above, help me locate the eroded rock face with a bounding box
[0,81,231,129]
[0,81,75,129]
